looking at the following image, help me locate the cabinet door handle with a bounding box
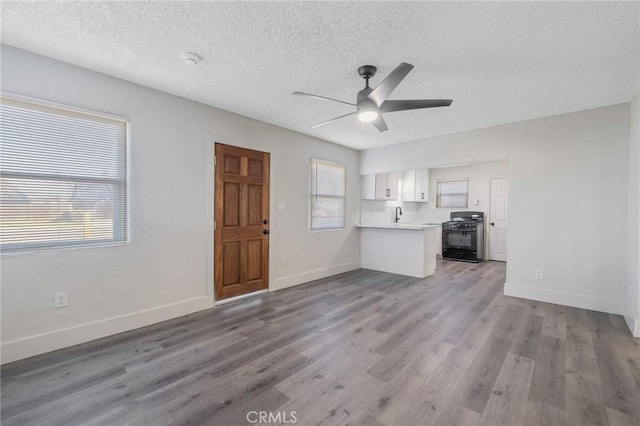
[421,192,424,199]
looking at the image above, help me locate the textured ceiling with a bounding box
[1,1,638,150]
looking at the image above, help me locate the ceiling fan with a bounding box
[293,62,452,132]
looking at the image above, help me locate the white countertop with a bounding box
[356,223,441,230]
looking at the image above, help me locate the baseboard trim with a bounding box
[504,282,627,316]
[1,295,213,364]
[271,261,361,291]
[624,315,640,338]
[2,262,363,363]
[214,290,268,306]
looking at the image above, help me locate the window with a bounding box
[310,158,346,230]
[436,179,469,208]
[0,96,128,251]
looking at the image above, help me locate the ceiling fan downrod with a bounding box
[357,65,377,89]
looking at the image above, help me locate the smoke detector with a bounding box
[181,52,200,66]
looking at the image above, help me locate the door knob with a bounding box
[263,229,270,235]
[490,222,495,226]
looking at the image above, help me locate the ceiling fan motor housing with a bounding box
[357,87,376,111]
[356,86,378,123]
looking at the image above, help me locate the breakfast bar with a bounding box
[355,223,439,278]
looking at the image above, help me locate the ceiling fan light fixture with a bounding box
[358,110,378,122]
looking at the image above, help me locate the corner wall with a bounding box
[0,45,361,363]
[361,103,630,318]
[627,90,640,337]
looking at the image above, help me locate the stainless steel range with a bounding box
[442,211,484,263]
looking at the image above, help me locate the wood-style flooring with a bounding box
[2,260,639,425]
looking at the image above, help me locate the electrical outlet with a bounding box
[281,255,287,265]
[54,291,68,308]
[534,269,544,280]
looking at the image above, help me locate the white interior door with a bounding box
[489,178,508,261]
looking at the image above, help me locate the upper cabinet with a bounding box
[361,174,376,199]
[362,172,398,200]
[402,169,429,202]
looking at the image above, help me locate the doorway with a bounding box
[489,177,508,261]
[214,143,270,301]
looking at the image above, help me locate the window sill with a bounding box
[1,240,130,257]
[309,227,346,233]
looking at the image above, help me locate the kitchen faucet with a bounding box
[394,206,403,223]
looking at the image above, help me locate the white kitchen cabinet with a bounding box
[402,169,429,202]
[361,174,376,199]
[361,172,398,200]
[375,172,398,200]
[387,172,398,199]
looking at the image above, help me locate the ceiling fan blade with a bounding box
[367,62,414,107]
[371,115,388,132]
[380,99,453,113]
[311,112,356,128]
[293,91,356,107]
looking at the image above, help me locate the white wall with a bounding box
[0,45,361,363]
[627,90,640,337]
[360,161,508,259]
[361,104,630,318]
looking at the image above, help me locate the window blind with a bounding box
[310,158,346,230]
[0,96,128,251]
[436,179,469,208]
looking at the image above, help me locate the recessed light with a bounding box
[181,52,200,66]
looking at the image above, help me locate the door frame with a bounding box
[208,141,272,304]
[488,176,509,262]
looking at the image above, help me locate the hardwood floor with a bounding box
[2,260,639,425]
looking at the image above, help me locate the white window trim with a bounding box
[309,158,347,232]
[0,94,131,253]
[1,91,128,122]
[436,178,469,208]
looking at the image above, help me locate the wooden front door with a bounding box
[214,143,270,301]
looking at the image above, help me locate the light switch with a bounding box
[278,201,286,212]
[473,200,479,206]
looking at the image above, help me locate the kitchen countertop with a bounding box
[355,223,441,230]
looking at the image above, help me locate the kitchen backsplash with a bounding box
[360,199,431,225]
